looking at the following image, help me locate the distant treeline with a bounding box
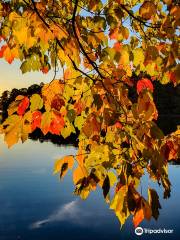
[0,83,43,122]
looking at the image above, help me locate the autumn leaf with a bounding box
[2,112,32,147]
[133,208,144,228]
[137,78,154,94]
[1,46,18,64]
[2,115,22,148]
[40,111,52,135]
[17,97,30,116]
[40,111,65,135]
[82,115,101,137]
[32,111,42,131]
[137,91,158,121]
[41,66,49,74]
[139,1,156,20]
[0,45,7,58]
[148,188,161,220]
[110,186,130,227]
[51,95,65,111]
[7,95,24,116]
[114,121,123,129]
[133,197,152,227]
[73,165,88,185]
[102,175,110,199]
[74,100,84,115]
[49,112,65,135]
[42,80,64,111]
[54,155,74,179]
[30,94,43,111]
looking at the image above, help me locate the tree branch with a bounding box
[72,0,105,79]
[29,0,96,83]
[120,4,161,29]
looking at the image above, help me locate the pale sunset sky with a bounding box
[0,59,56,95]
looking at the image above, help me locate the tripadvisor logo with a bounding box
[135,227,143,236]
[135,227,174,235]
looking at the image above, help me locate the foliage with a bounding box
[0,0,180,227]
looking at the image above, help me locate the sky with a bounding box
[0,59,55,95]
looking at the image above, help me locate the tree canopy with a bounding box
[0,0,180,227]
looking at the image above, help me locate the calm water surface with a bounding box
[0,138,179,240]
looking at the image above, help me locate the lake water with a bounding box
[0,138,179,240]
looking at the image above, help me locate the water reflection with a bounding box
[30,199,105,229]
[0,138,180,240]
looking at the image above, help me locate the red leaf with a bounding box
[17,97,29,116]
[41,66,49,74]
[32,111,42,131]
[0,45,7,58]
[49,113,65,135]
[114,121,123,129]
[51,95,65,111]
[137,78,154,94]
[113,42,122,52]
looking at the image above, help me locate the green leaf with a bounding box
[67,109,76,122]
[30,94,43,111]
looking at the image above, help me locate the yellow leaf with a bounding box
[119,49,129,66]
[61,121,75,138]
[14,26,28,45]
[21,111,32,143]
[110,186,130,227]
[63,84,74,101]
[8,101,19,116]
[133,48,144,67]
[74,115,86,130]
[73,165,87,184]
[53,155,74,177]
[3,115,22,148]
[108,172,117,187]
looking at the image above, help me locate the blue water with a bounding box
[0,138,179,240]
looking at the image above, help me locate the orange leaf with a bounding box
[139,1,156,20]
[2,46,18,64]
[133,208,144,228]
[41,66,49,74]
[113,42,122,52]
[83,115,101,137]
[74,100,84,115]
[49,112,65,135]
